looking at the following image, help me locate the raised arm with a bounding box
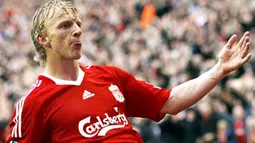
[161,31,252,115]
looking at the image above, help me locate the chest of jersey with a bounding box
[45,74,129,140]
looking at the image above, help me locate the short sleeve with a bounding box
[6,94,47,143]
[110,66,171,122]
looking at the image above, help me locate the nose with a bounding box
[72,25,82,38]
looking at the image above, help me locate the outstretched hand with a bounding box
[218,31,252,75]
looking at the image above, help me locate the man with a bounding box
[6,0,252,143]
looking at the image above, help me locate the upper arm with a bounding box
[6,92,46,142]
[124,78,171,121]
[160,90,178,115]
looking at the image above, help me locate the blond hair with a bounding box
[31,0,78,66]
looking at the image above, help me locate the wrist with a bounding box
[213,62,226,80]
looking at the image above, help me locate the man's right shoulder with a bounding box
[27,79,48,95]
[20,77,55,104]
[12,78,56,120]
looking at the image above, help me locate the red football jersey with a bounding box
[6,65,171,143]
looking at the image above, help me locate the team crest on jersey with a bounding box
[108,84,125,102]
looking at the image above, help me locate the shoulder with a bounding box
[17,77,56,111]
[8,78,54,141]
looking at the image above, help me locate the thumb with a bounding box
[225,34,238,49]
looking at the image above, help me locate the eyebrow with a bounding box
[57,19,82,26]
[56,13,81,22]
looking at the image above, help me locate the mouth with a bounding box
[72,41,82,44]
[71,41,82,48]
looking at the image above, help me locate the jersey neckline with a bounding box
[39,66,85,86]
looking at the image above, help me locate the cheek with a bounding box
[59,31,69,41]
[51,30,70,44]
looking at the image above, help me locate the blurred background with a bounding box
[0,0,255,142]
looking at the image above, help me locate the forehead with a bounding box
[45,7,81,26]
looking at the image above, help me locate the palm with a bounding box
[218,32,251,75]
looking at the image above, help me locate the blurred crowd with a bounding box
[1,0,255,142]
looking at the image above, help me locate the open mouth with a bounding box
[74,42,82,46]
[72,41,82,47]
[71,43,82,51]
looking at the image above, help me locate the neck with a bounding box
[44,60,79,81]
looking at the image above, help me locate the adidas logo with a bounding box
[83,90,95,100]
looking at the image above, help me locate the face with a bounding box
[43,7,83,61]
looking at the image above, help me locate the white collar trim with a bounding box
[40,67,84,85]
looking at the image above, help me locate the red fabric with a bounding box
[117,24,126,33]
[6,65,170,143]
[0,130,5,142]
[234,120,247,143]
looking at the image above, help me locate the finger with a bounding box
[238,31,249,47]
[226,34,238,49]
[241,42,250,58]
[241,36,249,50]
[241,53,252,65]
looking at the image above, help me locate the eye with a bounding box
[59,21,72,29]
[76,21,82,28]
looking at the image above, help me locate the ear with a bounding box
[37,34,51,48]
